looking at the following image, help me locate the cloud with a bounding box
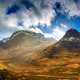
[65,0,80,16]
[1,14,18,28]
[5,0,56,26]
[0,0,80,40]
[52,24,69,40]
[0,0,56,40]
[29,27,43,34]
[6,4,20,15]
[0,0,56,31]
[40,24,69,41]
[53,26,66,40]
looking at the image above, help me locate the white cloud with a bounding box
[41,24,69,41]
[29,27,43,34]
[53,27,65,40]
[52,24,70,40]
[60,24,69,30]
[53,0,80,16]
[65,0,80,16]
[1,14,18,28]
[0,0,80,40]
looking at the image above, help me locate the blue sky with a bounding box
[0,0,80,40]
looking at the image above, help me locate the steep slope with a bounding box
[58,28,80,48]
[42,28,80,58]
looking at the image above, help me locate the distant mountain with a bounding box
[63,29,80,38]
[0,30,56,65]
[0,30,56,48]
[7,30,47,47]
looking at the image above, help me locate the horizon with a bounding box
[0,28,80,41]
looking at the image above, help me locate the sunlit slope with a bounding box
[5,30,56,48]
[0,30,56,68]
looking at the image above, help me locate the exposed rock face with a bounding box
[57,29,80,49]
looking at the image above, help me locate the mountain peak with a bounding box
[57,28,80,49]
[10,30,44,40]
[63,28,80,38]
[67,28,78,34]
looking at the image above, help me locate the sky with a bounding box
[0,0,80,41]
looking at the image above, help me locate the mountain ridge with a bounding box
[0,30,56,49]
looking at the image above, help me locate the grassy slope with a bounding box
[0,47,80,80]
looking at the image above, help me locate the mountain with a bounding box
[56,28,80,49]
[42,28,80,58]
[63,28,80,38]
[0,30,56,65]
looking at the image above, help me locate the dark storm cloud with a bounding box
[6,0,40,15]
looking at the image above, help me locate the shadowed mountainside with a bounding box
[42,28,80,58]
